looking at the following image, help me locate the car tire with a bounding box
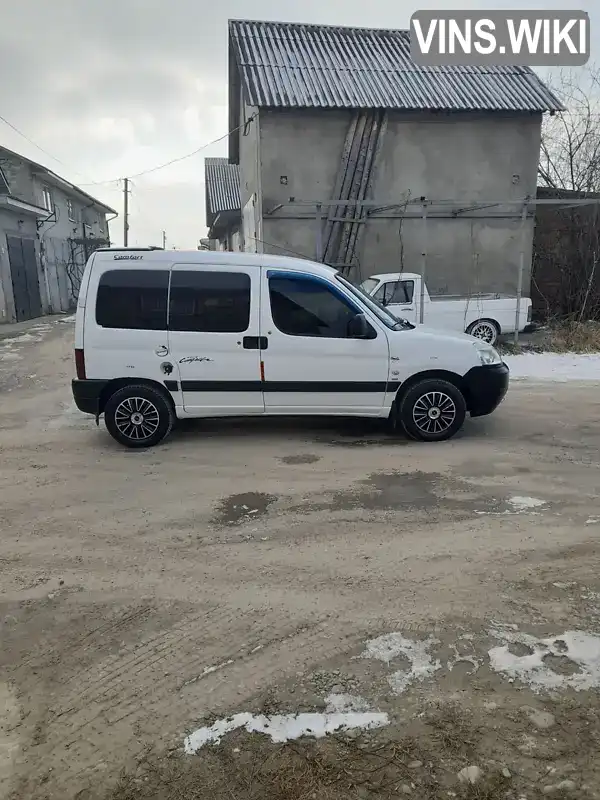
[466,318,500,345]
[398,379,467,442]
[104,384,174,449]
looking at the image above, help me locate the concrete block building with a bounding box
[225,19,564,294]
[0,145,117,323]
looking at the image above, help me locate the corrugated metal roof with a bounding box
[229,20,565,113]
[204,158,240,226]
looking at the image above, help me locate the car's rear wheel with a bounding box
[398,379,467,442]
[104,384,174,448]
[466,318,500,345]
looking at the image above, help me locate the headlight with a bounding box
[477,346,502,366]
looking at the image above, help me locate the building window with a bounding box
[269,276,357,338]
[0,165,10,194]
[96,269,169,330]
[67,198,76,221]
[169,271,251,333]
[42,187,53,212]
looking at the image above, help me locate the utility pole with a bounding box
[123,177,130,246]
[162,230,166,249]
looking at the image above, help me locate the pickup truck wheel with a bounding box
[104,384,174,448]
[466,319,499,345]
[398,379,466,442]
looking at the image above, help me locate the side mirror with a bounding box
[347,313,375,339]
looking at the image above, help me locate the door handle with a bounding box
[243,336,268,350]
[155,345,169,357]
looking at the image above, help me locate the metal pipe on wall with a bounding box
[315,204,323,262]
[419,202,428,324]
[513,200,529,346]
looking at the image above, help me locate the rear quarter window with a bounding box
[95,269,169,330]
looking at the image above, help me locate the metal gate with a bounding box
[7,235,42,321]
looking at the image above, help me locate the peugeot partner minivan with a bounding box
[72,248,509,448]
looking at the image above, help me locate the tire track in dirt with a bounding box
[20,608,386,798]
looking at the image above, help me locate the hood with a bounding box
[392,323,480,346]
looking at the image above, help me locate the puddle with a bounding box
[213,492,278,526]
[279,454,321,465]
[325,471,499,515]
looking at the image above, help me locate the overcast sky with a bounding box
[1,0,598,249]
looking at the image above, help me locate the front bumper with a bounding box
[72,379,107,415]
[463,363,509,418]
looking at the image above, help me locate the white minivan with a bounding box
[72,248,510,448]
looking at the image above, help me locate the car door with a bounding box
[260,269,390,414]
[375,279,417,323]
[84,265,171,385]
[167,264,264,416]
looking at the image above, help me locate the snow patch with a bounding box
[508,496,546,511]
[448,642,481,675]
[201,660,234,676]
[504,352,600,383]
[182,660,235,686]
[2,332,39,345]
[359,633,441,694]
[324,693,370,713]
[489,627,600,692]
[183,709,389,752]
[0,351,22,361]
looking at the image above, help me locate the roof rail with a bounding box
[93,246,164,253]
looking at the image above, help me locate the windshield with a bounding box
[360,278,379,294]
[336,275,415,330]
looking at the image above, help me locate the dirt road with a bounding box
[1,318,600,799]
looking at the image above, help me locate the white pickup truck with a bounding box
[360,272,532,345]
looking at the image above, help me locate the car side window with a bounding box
[96,269,169,330]
[269,276,358,338]
[374,280,414,305]
[169,270,251,332]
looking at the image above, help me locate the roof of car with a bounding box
[93,248,338,277]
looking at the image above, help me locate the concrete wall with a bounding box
[0,147,110,321]
[254,109,542,294]
[33,176,110,313]
[0,152,36,205]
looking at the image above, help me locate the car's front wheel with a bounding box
[398,379,467,442]
[104,384,174,448]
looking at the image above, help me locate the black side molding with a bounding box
[179,381,401,393]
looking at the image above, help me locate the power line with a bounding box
[0,113,98,185]
[0,110,257,191]
[79,115,256,186]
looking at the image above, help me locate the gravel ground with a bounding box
[1,316,600,800]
